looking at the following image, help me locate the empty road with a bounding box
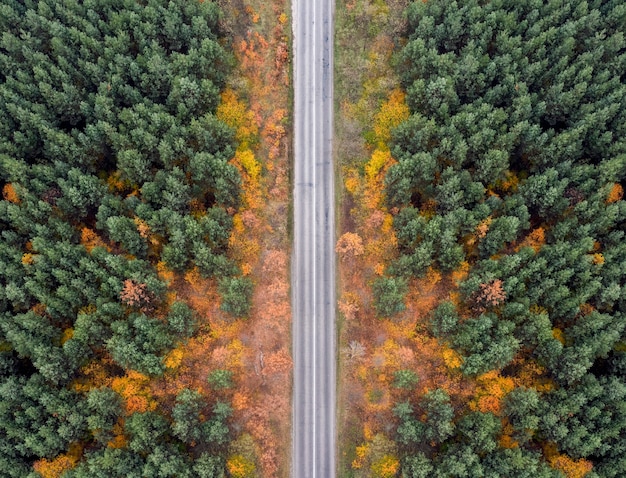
[292,0,335,476]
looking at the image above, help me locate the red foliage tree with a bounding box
[120,279,155,312]
[472,279,506,312]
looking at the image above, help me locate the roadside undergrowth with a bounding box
[217,1,292,476]
[336,1,407,475]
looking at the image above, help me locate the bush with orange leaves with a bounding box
[80,227,109,253]
[517,227,546,253]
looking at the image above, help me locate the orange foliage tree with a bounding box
[80,227,109,253]
[34,456,76,478]
[606,183,623,203]
[2,183,20,203]
[543,442,594,478]
[470,370,515,415]
[550,454,593,478]
[111,371,157,415]
[336,232,365,261]
[33,444,82,478]
[339,292,361,321]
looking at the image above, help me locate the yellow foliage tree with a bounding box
[352,443,370,470]
[371,455,400,478]
[234,149,261,182]
[365,149,392,181]
[226,454,256,478]
[226,339,245,369]
[21,253,35,265]
[372,89,409,149]
[513,359,554,392]
[61,328,74,345]
[442,347,463,370]
[163,347,185,370]
[552,328,566,345]
[217,89,258,149]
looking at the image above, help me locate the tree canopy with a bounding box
[387,0,626,476]
[0,0,241,474]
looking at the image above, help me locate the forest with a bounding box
[3,0,626,476]
[0,0,249,476]
[381,0,626,476]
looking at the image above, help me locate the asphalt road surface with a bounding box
[291,0,336,476]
